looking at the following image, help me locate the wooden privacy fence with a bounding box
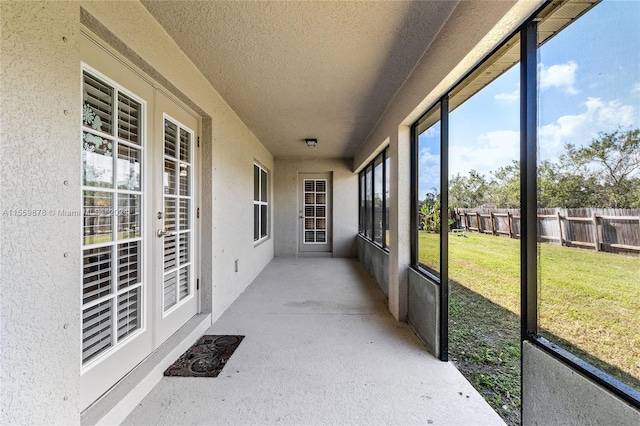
[454,208,640,256]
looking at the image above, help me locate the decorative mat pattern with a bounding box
[164,335,244,377]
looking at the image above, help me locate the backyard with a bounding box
[418,230,640,424]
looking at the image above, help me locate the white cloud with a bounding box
[418,146,440,196]
[632,82,640,95]
[448,96,637,175]
[449,130,520,177]
[423,126,439,139]
[495,89,519,103]
[539,61,579,95]
[422,95,637,190]
[539,97,636,160]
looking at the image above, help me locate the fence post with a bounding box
[490,212,496,235]
[591,212,601,251]
[507,211,513,238]
[476,212,482,233]
[556,212,563,246]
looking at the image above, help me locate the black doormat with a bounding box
[164,335,244,377]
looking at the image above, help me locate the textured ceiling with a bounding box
[142,0,459,158]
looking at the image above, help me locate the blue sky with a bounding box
[418,0,640,199]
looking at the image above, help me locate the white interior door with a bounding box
[299,173,332,253]
[154,93,199,346]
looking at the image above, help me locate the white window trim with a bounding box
[254,163,269,244]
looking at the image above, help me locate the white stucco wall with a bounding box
[1,1,275,422]
[1,2,82,424]
[274,158,357,258]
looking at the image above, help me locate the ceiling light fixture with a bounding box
[304,138,317,148]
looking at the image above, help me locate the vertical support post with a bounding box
[556,211,563,246]
[439,96,450,362]
[476,212,482,233]
[390,129,410,321]
[592,212,600,251]
[521,20,538,342]
[508,211,513,238]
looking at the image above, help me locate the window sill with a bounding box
[358,233,389,252]
[410,264,441,285]
[253,236,270,248]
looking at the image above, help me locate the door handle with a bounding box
[157,229,176,238]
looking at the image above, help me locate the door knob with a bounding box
[157,229,176,238]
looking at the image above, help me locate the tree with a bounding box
[537,159,600,208]
[566,128,640,208]
[449,170,490,208]
[419,190,440,232]
[420,196,440,233]
[419,191,454,233]
[445,128,640,211]
[489,161,520,208]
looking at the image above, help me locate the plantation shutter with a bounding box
[81,71,144,365]
[303,179,327,243]
[162,118,193,312]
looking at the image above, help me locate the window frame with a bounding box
[364,164,373,239]
[358,172,365,234]
[383,150,390,249]
[521,6,640,408]
[407,0,640,407]
[410,104,446,284]
[358,147,390,251]
[253,163,269,244]
[372,153,384,246]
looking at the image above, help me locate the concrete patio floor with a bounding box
[123,258,505,425]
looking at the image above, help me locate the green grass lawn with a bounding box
[419,230,640,424]
[449,280,521,425]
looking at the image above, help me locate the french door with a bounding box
[80,32,199,409]
[154,93,198,345]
